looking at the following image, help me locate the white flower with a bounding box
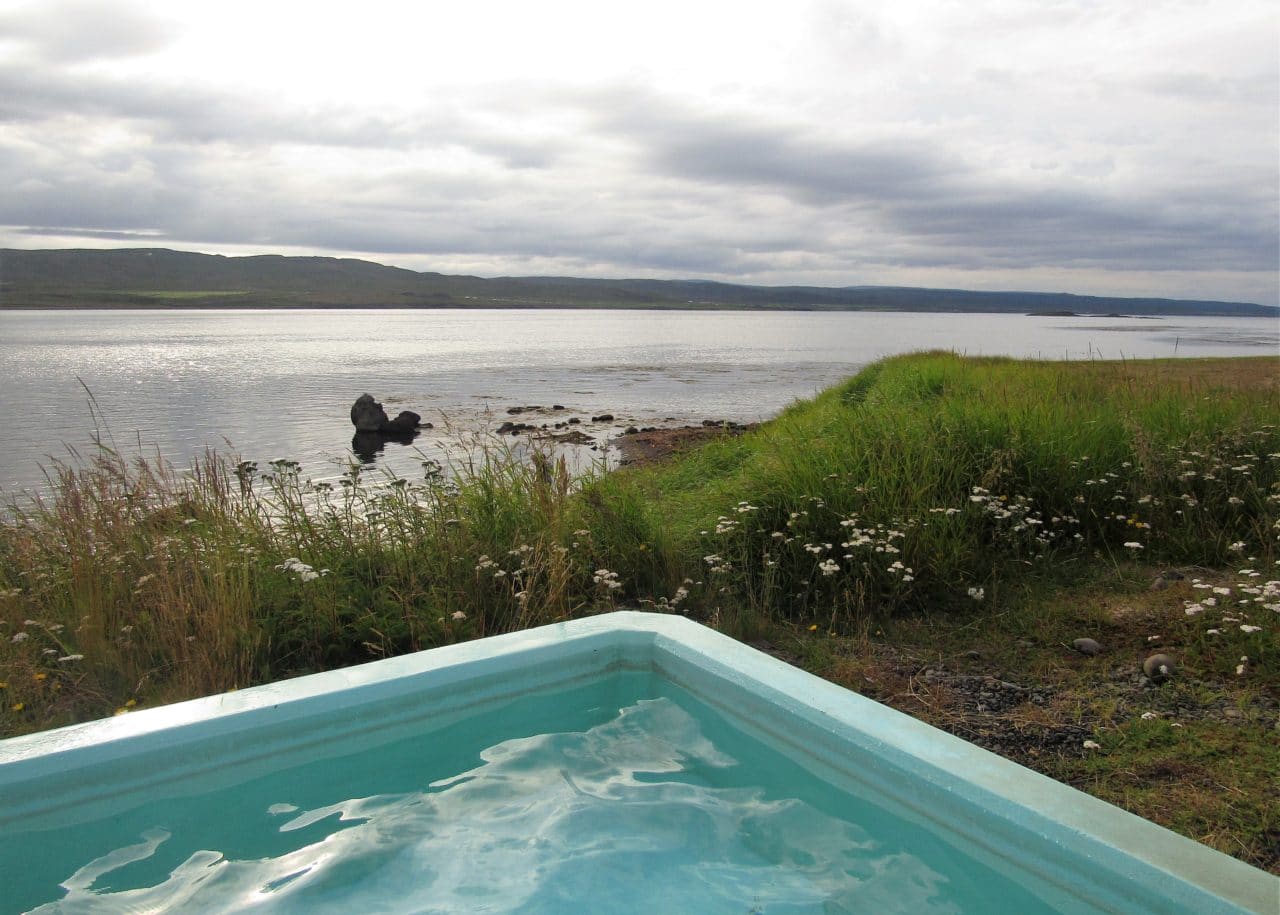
[967,587,984,601]
[1240,624,1262,633]
[818,558,840,576]
[57,654,84,662]
[451,610,467,621]
[1140,712,1158,720]
[1123,541,1143,550]
[1083,740,1102,750]
[10,631,28,643]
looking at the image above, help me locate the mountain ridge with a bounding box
[1,247,1274,316]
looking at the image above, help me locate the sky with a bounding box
[1,0,1276,304]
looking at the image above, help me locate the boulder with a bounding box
[351,394,389,432]
[1143,653,1177,682]
[1072,638,1102,656]
[383,410,421,433]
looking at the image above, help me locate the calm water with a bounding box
[0,308,1275,494]
[6,674,1072,913]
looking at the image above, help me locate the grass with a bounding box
[2,351,1277,870]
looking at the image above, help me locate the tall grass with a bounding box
[2,352,1277,735]
[619,353,1280,626]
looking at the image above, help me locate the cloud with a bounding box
[0,1,1275,304]
[0,0,176,64]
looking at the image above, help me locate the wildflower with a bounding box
[1206,629,1221,635]
[593,569,622,590]
[10,703,23,712]
[10,632,27,644]
[1212,586,1231,596]
[808,624,818,632]
[33,672,46,681]
[1240,625,1262,633]
[1228,541,1246,552]
[1123,542,1143,550]
[451,610,467,621]
[967,587,984,601]
[818,558,839,576]
[1236,657,1248,676]
[57,654,84,662]
[1140,712,1158,720]
[1082,740,1101,750]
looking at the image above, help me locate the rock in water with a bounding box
[351,394,389,432]
[1072,638,1102,656]
[1143,653,1176,682]
[383,410,421,433]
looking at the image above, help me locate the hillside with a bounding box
[0,247,1274,315]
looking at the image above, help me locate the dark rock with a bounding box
[507,405,542,414]
[383,410,421,433]
[1072,638,1102,656]
[351,394,390,432]
[964,649,981,660]
[591,414,614,423]
[552,405,565,411]
[568,418,581,425]
[625,426,639,435]
[1143,653,1176,682]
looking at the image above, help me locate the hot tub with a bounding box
[0,612,1273,912]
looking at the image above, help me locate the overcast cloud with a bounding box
[0,0,1275,302]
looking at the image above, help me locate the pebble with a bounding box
[1142,653,1177,682]
[1072,638,1102,656]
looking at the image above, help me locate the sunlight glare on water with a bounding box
[2,308,1273,494]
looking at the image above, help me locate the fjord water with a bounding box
[5,673,1071,914]
[1,308,1274,494]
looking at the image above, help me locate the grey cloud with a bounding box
[0,0,176,63]
[0,63,568,171]
[582,88,1278,276]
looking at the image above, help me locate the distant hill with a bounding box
[1,247,1275,316]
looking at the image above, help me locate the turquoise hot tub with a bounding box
[0,612,1274,913]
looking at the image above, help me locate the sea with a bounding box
[0,308,1275,495]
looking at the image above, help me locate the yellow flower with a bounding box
[0,680,7,689]
[808,624,818,632]
[10,702,23,712]
[125,698,137,707]
[33,672,47,681]
[114,707,129,716]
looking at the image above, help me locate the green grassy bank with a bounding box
[3,352,1277,867]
